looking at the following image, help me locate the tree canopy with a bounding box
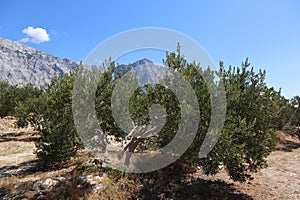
[1,46,299,182]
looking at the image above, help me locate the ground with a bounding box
[191,140,300,200]
[0,117,37,169]
[0,117,299,199]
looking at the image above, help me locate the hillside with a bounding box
[0,38,77,87]
[0,38,164,88]
[118,58,165,85]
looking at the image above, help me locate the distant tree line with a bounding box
[0,82,43,118]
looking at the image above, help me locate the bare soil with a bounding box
[193,139,300,200]
[0,117,37,168]
[0,117,299,199]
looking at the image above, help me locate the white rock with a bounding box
[78,176,87,184]
[36,195,47,200]
[52,180,59,187]
[86,175,93,180]
[57,176,66,182]
[89,181,97,186]
[92,183,106,191]
[41,178,53,189]
[32,181,42,190]
[34,189,47,196]
[93,176,101,181]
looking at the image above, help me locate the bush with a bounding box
[88,50,283,181]
[0,81,44,126]
[34,47,285,182]
[154,53,282,181]
[199,59,281,181]
[150,53,285,181]
[35,71,83,164]
[14,85,45,128]
[0,82,16,117]
[289,96,300,126]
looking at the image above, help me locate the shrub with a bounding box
[35,70,83,164]
[34,46,285,182]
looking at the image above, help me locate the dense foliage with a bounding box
[1,46,299,181]
[288,96,300,126]
[72,49,288,181]
[34,72,83,163]
[199,59,281,181]
[0,82,42,118]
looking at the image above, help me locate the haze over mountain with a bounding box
[0,38,164,87]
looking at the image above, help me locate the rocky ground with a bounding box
[190,139,300,200]
[0,117,113,200]
[0,117,299,199]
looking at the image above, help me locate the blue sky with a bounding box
[0,0,299,98]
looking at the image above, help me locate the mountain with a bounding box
[0,38,77,87]
[0,38,165,88]
[118,58,165,85]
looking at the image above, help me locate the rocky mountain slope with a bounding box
[0,38,77,87]
[118,58,165,85]
[0,38,164,88]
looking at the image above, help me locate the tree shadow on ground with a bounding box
[0,160,39,178]
[0,158,90,199]
[0,163,86,200]
[0,132,38,143]
[276,139,300,152]
[136,178,253,200]
[173,178,252,200]
[131,162,253,200]
[0,158,80,179]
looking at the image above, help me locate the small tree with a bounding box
[33,46,285,182]
[191,57,281,181]
[139,50,282,181]
[0,81,43,120]
[35,70,83,164]
[0,82,18,117]
[95,48,282,181]
[289,96,300,126]
[14,84,45,128]
[204,59,281,181]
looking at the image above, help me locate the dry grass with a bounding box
[0,116,17,130]
[0,153,88,199]
[0,141,36,167]
[200,136,300,200]
[1,117,300,199]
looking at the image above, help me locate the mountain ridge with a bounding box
[118,58,164,85]
[0,38,164,87]
[0,38,77,87]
